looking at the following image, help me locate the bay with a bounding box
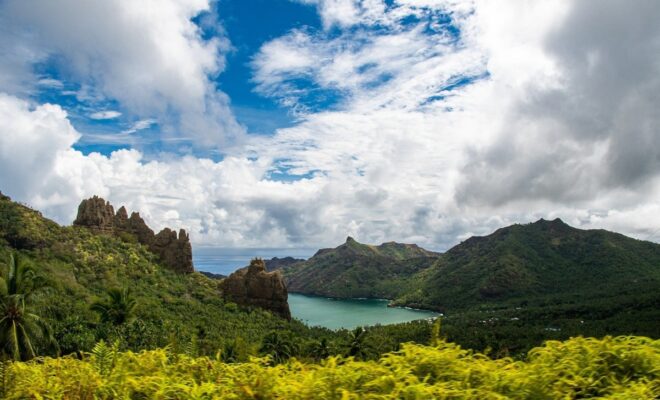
[194,249,438,330]
[288,293,439,330]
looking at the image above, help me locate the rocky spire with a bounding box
[73,196,115,233]
[220,258,291,320]
[73,196,193,274]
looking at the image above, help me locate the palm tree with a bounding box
[90,288,137,326]
[310,338,331,360]
[347,326,369,360]
[0,253,55,360]
[260,331,297,364]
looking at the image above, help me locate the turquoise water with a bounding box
[194,250,439,329]
[289,293,438,330]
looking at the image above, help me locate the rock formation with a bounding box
[73,196,116,233]
[73,196,193,273]
[220,258,291,320]
[152,228,193,273]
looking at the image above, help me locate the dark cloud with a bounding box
[457,0,660,206]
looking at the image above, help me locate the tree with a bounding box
[260,331,297,364]
[309,338,331,360]
[346,326,369,360]
[90,288,137,326]
[0,253,55,360]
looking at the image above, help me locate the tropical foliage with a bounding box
[0,193,435,361]
[90,287,137,326]
[2,336,658,399]
[0,253,54,360]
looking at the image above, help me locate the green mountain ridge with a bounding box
[396,218,660,311]
[284,237,441,298]
[284,219,660,339]
[283,218,660,351]
[2,191,659,359]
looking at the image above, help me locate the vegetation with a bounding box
[90,288,138,326]
[0,194,433,362]
[285,237,439,298]
[1,192,659,394]
[0,253,54,360]
[2,335,658,399]
[284,219,660,355]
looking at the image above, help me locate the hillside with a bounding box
[394,218,660,311]
[0,193,458,361]
[0,194,328,357]
[282,219,660,351]
[284,237,440,298]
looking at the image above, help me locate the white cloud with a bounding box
[37,78,64,89]
[1,0,660,253]
[89,110,122,120]
[0,0,245,148]
[122,119,156,134]
[253,2,485,115]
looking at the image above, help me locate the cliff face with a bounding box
[220,259,291,320]
[73,196,193,273]
[73,196,116,233]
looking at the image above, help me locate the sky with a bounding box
[1,0,660,251]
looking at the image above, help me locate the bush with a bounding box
[4,335,658,399]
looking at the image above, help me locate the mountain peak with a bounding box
[531,217,572,232]
[534,217,567,225]
[346,236,357,243]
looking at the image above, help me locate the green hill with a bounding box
[284,237,440,298]
[395,218,660,311]
[0,194,329,357]
[283,218,660,352]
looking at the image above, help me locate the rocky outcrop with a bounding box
[73,196,116,233]
[220,258,291,320]
[152,228,193,273]
[73,196,193,273]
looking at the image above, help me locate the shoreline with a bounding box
[288,291,441,315]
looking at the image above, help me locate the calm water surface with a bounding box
[195,249,438,329]
[289,293,438,330]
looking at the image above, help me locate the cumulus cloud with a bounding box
[0,0,245,148]
[456,0,660,206]
[1,0,660,252]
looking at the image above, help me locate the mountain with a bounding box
[285,219,660,313]
[199,271,226,280]
[284,237,440,298]
[282,218,660,350]
[393,218,660,312]
[264,256,305,271]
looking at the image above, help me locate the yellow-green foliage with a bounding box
[3,336,658,399]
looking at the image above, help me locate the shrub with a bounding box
[4,335,658,399]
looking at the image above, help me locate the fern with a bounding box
[3,336,659,399]
[183,334,198,358]
[91,339,119,376]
